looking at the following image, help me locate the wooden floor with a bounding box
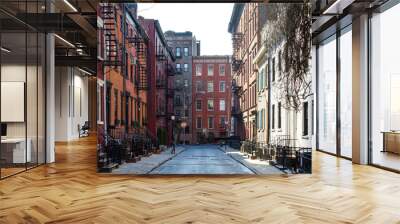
[1,136,400,223]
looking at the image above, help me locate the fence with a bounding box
[240,139,312,174]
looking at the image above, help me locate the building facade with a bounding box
[192,56,232,144]
[253,42,268,145]
[98,3,149,138]
[228,3,267,141]
[138,18,175,146]
[164,31,200,144]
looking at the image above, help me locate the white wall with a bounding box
[269,42,313,148]
[55,67,89,141]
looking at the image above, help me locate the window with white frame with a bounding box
[184,63,188,72]
[207,81,214,92]
[196,64,202,76]
[196,99,202,111]
[207,99,214,111]
[208,64,214,76]
[208,117,214,129]
[196,117,202,129]
[219,99,226,111]
[219,64,225,76]
[176,47,181,57]
[219,81,226,92]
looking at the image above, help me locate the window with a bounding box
[272,104,275,129]
[196,99,202,111]
[114,89,118,124]
[185,109,189,117]
[208,117,214,129]
[278,102,282,129]
[219,65,225,76]
[196,117,202,129]
[184,63,188,72]
[219,99,226,111]
[278,50,282,72]
[207,81,214,92]
[175,95,181,106]
[220,116,226,127]
[207,99,214,111]
[176,47,181,57]
[312,100,314,135]
[176,63,181,72]
[184,47,189,56]
[219,81,226,92]
[272,57,275,82]
[303,101,309,136]
[196,64,202,76]
[208,64,214,76]
[184,79,189,87]
[196,81,203,92]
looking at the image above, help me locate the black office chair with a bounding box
[79,121,90,138]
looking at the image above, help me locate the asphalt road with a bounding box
[149,144,255,174]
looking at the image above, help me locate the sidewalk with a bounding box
[112,146,186,174]
[221,145,284,175]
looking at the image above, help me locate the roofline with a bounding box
[228,3,244,33]
[154,20,175,60]
[125,5,149,43]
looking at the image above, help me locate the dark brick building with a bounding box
[164,31,200,144]
[191,56,232,143]
[138,17,175,145]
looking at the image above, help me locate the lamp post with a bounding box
[171,115,175,154]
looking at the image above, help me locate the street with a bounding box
[149,145,255,174]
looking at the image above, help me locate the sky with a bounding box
[137,3,234,56]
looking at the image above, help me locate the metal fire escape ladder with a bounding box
[102,4,120,67]
[127,35,148,90]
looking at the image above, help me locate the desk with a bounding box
[382,132,400,154]
[1,138,31,164]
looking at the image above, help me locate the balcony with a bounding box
[157,108,167,117]
[167,64,175,76]
[174,100,183,107]
[231,106,242,118]
[231,81,242,96]
[156,78,167,89]
[232,58,242,72]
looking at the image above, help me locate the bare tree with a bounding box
[263,1,312,143]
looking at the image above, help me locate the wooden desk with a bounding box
[1,138,31,164]
[382,132,400,154]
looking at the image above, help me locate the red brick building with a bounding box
[138,17,175,146]
[192,56,232,143]
[98,3,149,139]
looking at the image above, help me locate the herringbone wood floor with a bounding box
[1,136,400,224]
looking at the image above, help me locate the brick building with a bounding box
[98,3,149,139]
[192,56,232,144]
[138,17,175,145]
[164,31,200,144]
[228,3,266,141]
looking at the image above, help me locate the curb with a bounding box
[146,146,188,174]
[217,146,259,175]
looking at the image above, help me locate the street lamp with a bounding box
[171,115,176,154]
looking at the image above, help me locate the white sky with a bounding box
[137,3,234,56]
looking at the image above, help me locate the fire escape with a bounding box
[101,4,120,68]
[231,32,243,72]
[127,35,148,90]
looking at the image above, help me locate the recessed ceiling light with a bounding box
[63,0,78,12]
[54,34,75,48]
[1,47,11,53]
